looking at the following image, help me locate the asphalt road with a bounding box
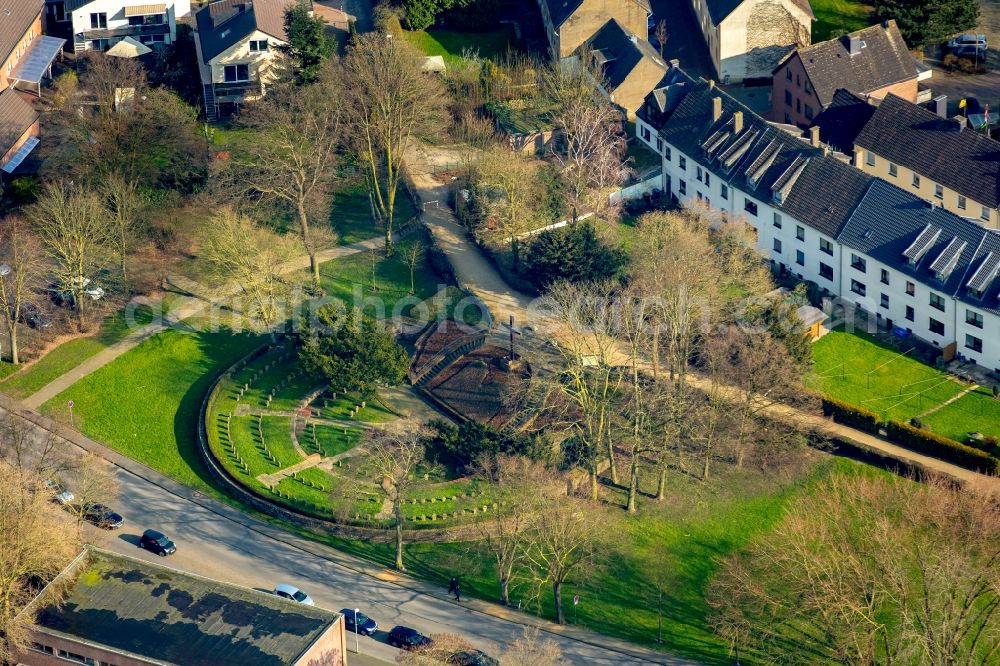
[54,455,682,665]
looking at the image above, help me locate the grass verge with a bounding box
[811,0,873,41]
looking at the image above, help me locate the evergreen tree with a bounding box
[280,2,334,84]
[874,0,979,48]
[525,221,626,289]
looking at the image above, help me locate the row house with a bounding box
[535,0,649,60]
[636,65,1000,372]
[46,0,189,53]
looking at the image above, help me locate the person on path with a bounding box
[454,583,461,602]
[448,577,458,595]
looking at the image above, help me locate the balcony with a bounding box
[213,79,263,100]
[79,23,169,40]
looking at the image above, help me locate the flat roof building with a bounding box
[17,547,346,666]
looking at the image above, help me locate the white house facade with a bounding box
[636,65,1000,372]
[48,0,190,53]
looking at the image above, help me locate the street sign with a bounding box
[67,400,74,408]
[573,595,580,606]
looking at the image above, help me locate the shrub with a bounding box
[909,417,924,429]
[992,385,999,399]
[524,221,626,289]
[822,397,882,434]
[422,419,549,472]
[885,421,999,475]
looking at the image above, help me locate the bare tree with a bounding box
[28,182,113,329]
[364,432,425,571]
[199,208,298,328]
[343,32,445,254]
[0,414,71,482]
[396,633,475,665]
[65,452,120,530]
[229,66,344,288]
[474,454,559,605]
[710,474,1000,666]
[0,460,80,662]
[0,219,44,364]
[397,240,425,294]
[654,20,669,60]
[473,147,542,267]
[99,173,146,289]
[524,497,603,625]
[500,627,564,666]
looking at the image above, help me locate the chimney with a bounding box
[954,116,967,132]
[712,96,722,122]
[809,125,820,147]
[932,95,948,118]
[848,36,864,56]
[669,59,680,70]
[733,110,743,134]
[708,79,715,89]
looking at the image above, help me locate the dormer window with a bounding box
[250,40,269,52]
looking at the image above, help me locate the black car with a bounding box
[448,649,499,666]
[139,529,176,556]
[953,45,986,60]
[19,303,52,330]
[340,609,378,636]
[387,626,432,650]
[80,503,124,529]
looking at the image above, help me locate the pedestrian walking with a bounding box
[454,584,461,602]
[448,577,458,595]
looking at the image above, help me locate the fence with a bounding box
[609,169,663,206]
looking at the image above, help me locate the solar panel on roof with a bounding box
[2,136,39,174]
[902,223,940,264]
[967,252,1000,293]
[929,237,966,279]
[10,37,66,85]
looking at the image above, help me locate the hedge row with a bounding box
[820,396,1000,475]
[885,421,1000,475]
[822,397,881,434]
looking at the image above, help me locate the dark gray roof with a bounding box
[0,0,41,63]
[196,0,294,63]
[638,71,870,238]
[961,234,1000,315]
[0,88,38,152]
[585,19,666,92]
[33,549,341,666]
[809,88,876,153]
[705,0,813,25]
[838,179,1000,313]
[853,93,1000,209]
[787,20,916,107]
[542,0,649,29]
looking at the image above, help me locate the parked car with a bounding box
[51,277,105,307]
[387,626,432,650]
[43,478,74,504]
[448,649,499,666]
[948,34,987,49]
[20,302,53,330]
[139,529,176,556]
[952,45,987,60]
[274,583,315,606]
[78,503,124,529]
[340,608,377,636]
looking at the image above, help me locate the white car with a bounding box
[44,478,74,504]
[274,583,315,606]
[947,34,987,49]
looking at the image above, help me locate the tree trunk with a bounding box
[120,252,128,291]
[626,452,639,513]
[553,580,564,624]
[393,499,405,571]
[701,448,712,480]
[651,329,660,380]
[606,436,618,486]
[588,468,598,501]
[298,203,319,288]
[656,466,667,501]
[500,576,510,606]
[7,324,18,365]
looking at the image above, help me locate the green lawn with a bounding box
[330,182,419,246]
[1,305,157,400]
[319,248,448,317]
[40,325,263,494]
[401,27,518,67]
[922,387,1000,442]
[811,0,873,41]
[811,328,966,423]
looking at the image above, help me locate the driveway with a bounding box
[647,0,716,80]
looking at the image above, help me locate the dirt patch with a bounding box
[424,344,529,426]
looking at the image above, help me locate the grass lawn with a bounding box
[40,324,263,494]
[811,0,873,41]
[811,328,966,423]
[402,27,518,67]
[319,248,449,317]
[331,182,419,246]
[1,305,157,400]
[922,386,1000,442]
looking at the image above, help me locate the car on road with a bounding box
[274,583,315,606]
[44,478,74,504]
[387,626,432,650]
[78,503,124,529]
[948,34,987,49]
[139,529,176,556]
[340,608,377,636]
[448,649,499,666]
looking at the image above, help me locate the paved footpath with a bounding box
[22,237,386,410]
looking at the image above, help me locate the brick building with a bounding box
[535,0,649,60]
